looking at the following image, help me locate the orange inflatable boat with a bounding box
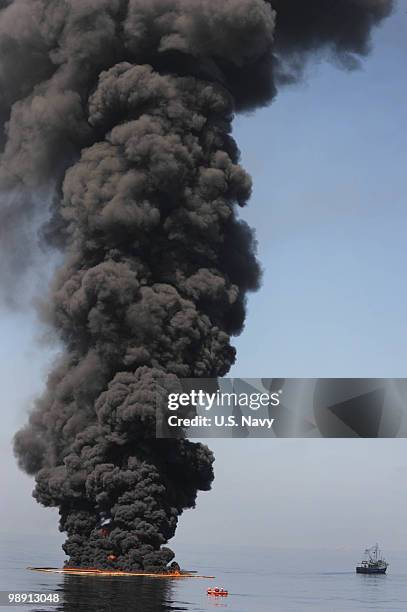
[207,587,229,597]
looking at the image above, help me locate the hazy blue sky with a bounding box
[0,3,406,558]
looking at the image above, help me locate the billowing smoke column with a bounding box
[2,0,391,570]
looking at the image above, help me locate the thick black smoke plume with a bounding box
[5,0,391,570]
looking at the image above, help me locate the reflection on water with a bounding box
[206,600,228,609]
[33,575,189,612]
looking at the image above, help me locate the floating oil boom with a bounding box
[28,567,214,579]
[356,544,388,574]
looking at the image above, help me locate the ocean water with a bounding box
[1,535,407,612]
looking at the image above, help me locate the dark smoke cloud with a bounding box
[4,0,392,570]
[271,0,393,79]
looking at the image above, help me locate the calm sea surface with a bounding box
[1,535,407,611]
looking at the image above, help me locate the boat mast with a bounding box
[365,544,380,563]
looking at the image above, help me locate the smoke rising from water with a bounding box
[2,0,392,570]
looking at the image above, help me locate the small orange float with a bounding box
[207,587,228,597]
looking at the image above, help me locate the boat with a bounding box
[356,544,388,574]
[207,587,229,597]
